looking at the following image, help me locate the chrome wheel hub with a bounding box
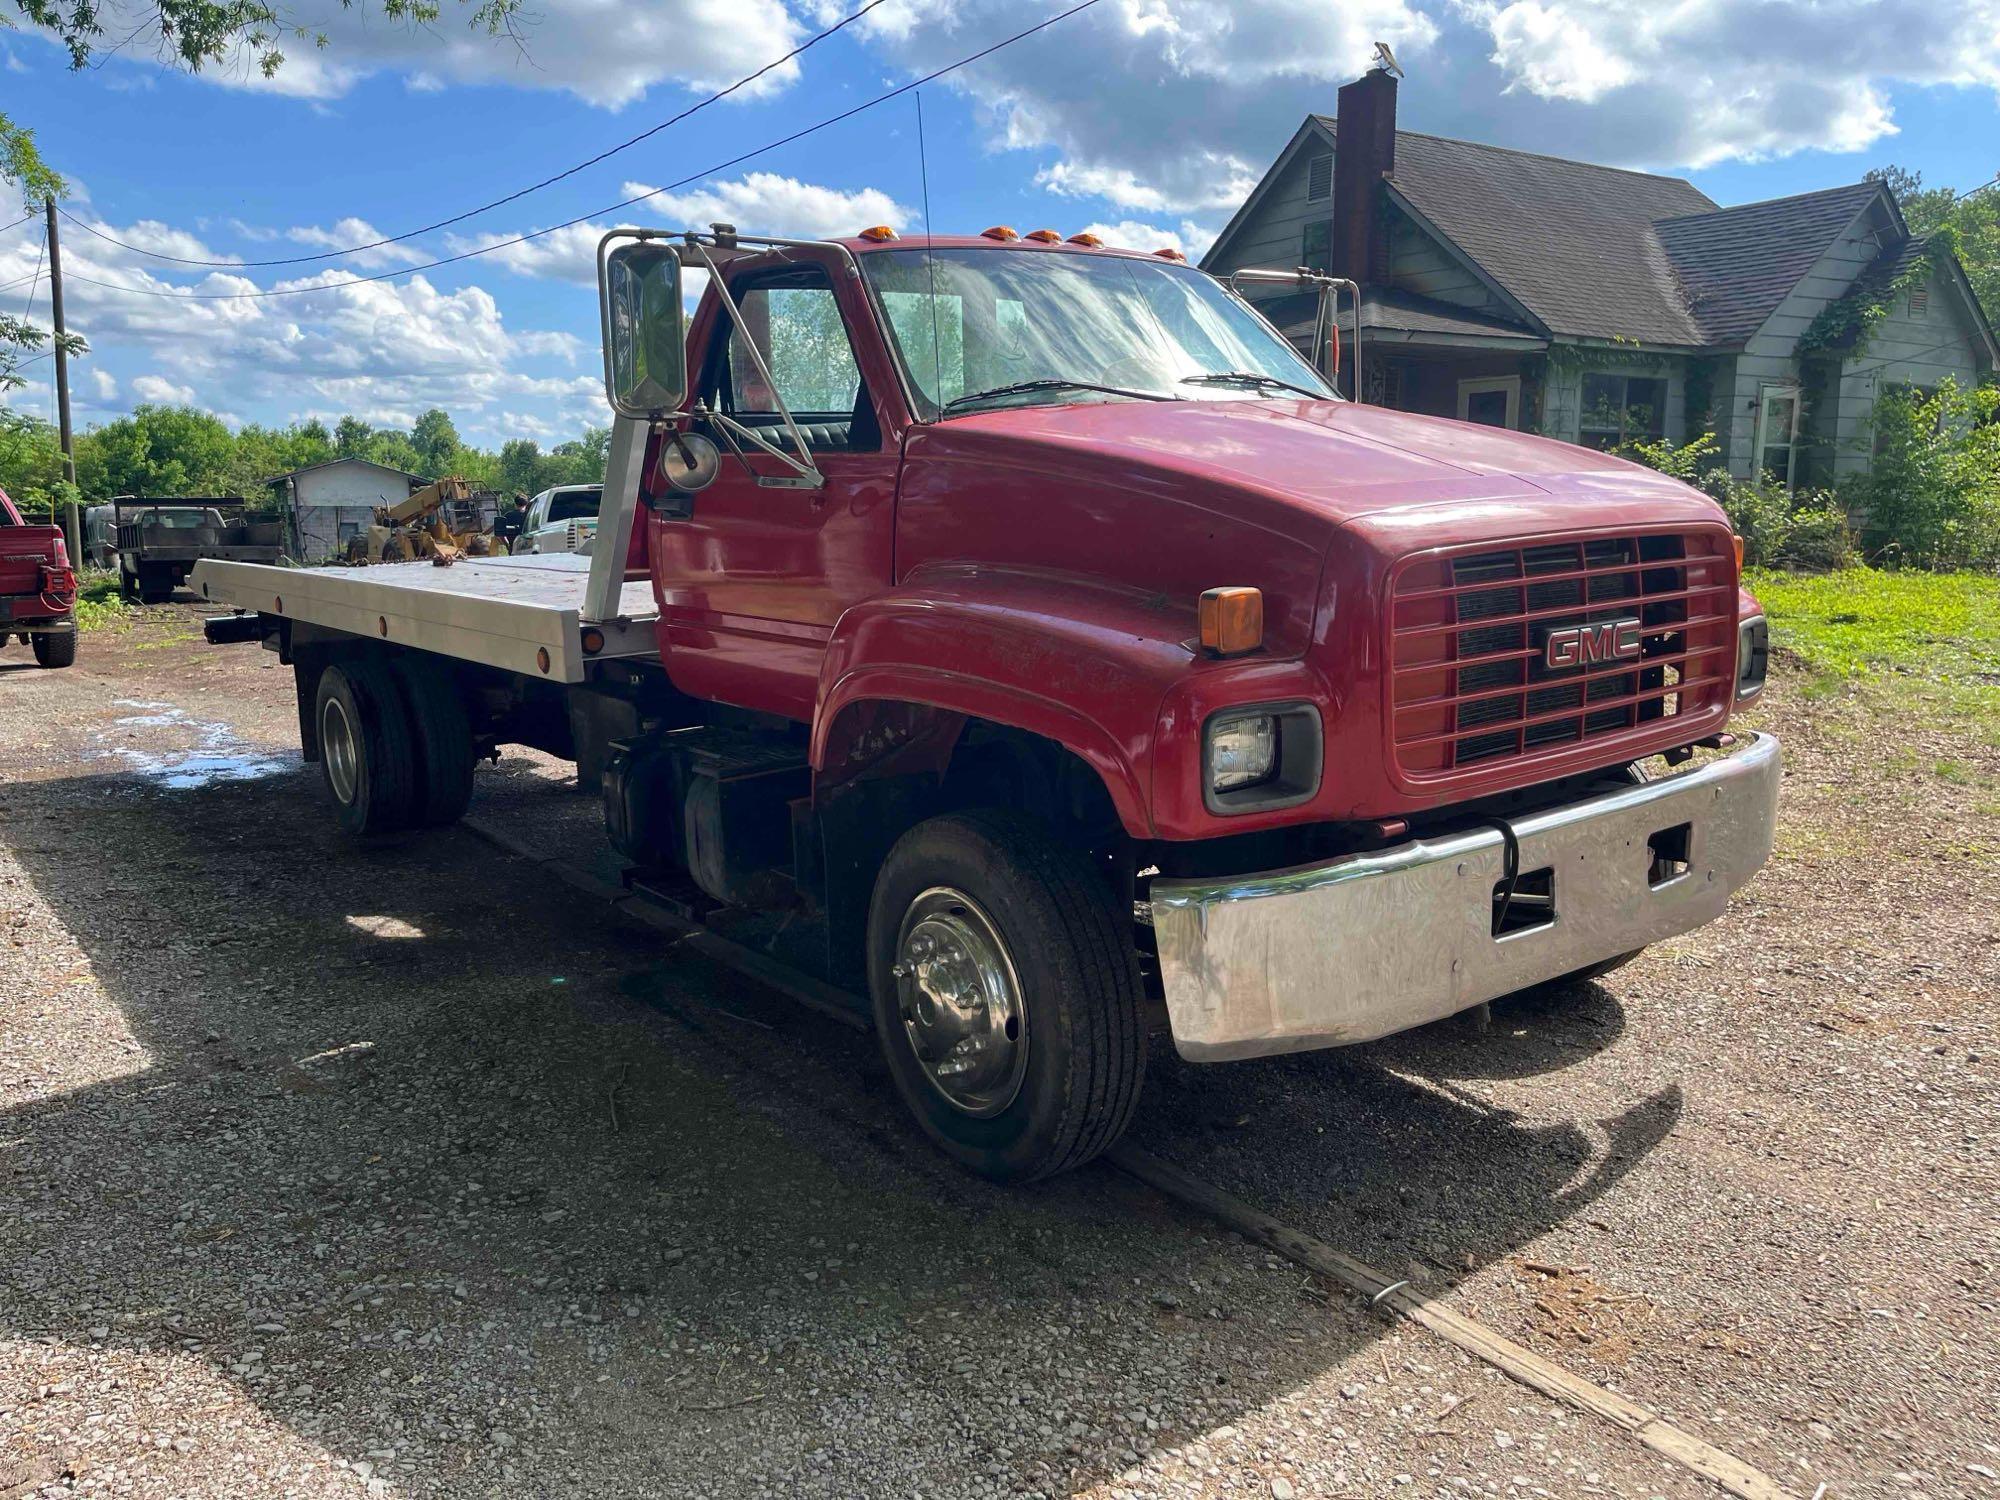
[893,887,1028,1118]
[321,694,359,805]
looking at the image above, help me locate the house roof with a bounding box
[1261,287,1544,344]
[1360,126,1717,346]
[265,457,428,487]
[1654,181,1889,345]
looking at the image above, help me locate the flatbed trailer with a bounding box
[194,546,659,683]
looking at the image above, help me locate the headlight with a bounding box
[1209,713,1278,793]
[1201,701,1324,815]
[1736,615,1768,699]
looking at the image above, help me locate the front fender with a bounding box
[813,569,1201,838]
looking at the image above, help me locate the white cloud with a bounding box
[285,218,431,271]
[449,172,911,286]
[1075,219,1219,261]
[91,370,118,400]
[0,210,604,439]
[1459,0,2000,167]
[131,374,198,404]
[64,0,807,109]
[832,0,1438,215]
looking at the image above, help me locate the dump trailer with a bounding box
[197,225,1779,1182]
[115,498,282,603]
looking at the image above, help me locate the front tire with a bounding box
[314,659,418,835]
[866,810,1146,1182]
[32,629,77,668]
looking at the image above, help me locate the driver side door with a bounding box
[649,257,902,723]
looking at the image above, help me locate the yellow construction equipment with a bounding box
[347,478,502,566]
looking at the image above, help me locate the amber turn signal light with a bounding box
[1199,587,1264,656]
[1733,534,1746,572]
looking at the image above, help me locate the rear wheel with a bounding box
[32,629,77,668]
[118,566,139,602]
[389,655,475,827]
[866,809,1146,1181]
[314,659,418,835]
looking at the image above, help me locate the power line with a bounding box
[58,0,890,271]
[20,226,46,319]
[1,211,38,235]
[57,0,1105,305]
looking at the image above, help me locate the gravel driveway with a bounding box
[0,606,1993,1500]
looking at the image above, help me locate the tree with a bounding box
[13,0,523,78]
[0,409,65,512]
[333,416,374,458]
[1,111,87,393]
[74,404,237,498]
[497,438,543,495]
[410,407,460,476]
[1868,164,2000,329]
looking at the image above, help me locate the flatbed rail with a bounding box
[192,551,659,683]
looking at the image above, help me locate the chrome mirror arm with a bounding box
[684,238,825,490]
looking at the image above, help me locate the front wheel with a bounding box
[866,810,1146,1182]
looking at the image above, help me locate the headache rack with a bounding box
[1387,528,1736,785]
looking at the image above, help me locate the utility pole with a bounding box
[44,197,81,567]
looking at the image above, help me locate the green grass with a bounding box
[72,572,133,631]
[1746,566,2000,746]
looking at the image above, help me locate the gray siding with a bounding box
[1383,201,1508,315]
[1829,270,1988,478]
[1207,132,1333,296]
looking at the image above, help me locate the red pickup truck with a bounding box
[1,487,78,669]
[196,227,1779,1180]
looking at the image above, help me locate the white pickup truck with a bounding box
[514,484,601,555]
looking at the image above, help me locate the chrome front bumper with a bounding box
[1150,733,1782,1062]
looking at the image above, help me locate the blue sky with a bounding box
[3,0,1996,448]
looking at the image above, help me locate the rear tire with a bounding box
[389,655,475,827]
[119,567,139,602]
[314,658,418,835]
[32,630,77,668]
[866,809,1146,1181]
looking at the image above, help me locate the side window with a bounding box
[726,282,862,417]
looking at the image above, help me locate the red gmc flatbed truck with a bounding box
[1,486,79,669]
[195,227,1780,1180]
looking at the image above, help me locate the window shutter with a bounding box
[1306,153,1333,203]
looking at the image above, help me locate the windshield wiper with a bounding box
[942,378,1174,413]
[1180,371,1326,399]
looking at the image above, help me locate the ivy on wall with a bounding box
[1796,228,1959,359]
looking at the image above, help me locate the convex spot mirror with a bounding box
[599,232,687,420]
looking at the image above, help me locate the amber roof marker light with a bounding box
[981,225,1020,241]
[1199,587,1264,656]
[858,225,899,242]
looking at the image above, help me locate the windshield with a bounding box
[862,247,1336,418]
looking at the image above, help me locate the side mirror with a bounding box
[598,232,688,420]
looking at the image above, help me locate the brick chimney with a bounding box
[1331,67,1396,285]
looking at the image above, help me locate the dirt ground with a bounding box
[0,602,1994,1500]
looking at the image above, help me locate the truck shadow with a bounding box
[1,762,1674,1497]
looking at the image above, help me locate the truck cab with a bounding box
[197,226,1779,1182]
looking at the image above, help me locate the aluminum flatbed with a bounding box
[191,551,659,683]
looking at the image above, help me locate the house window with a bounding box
[1306,152,1333,203]
[1302,219,1331,273]
[1755,384,1801,490]
[337,522,360,544]
[1578,372,1667,450]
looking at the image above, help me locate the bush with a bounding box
[1619,432,1856,570]
[1849,379,2000,569]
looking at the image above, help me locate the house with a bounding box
[1201,69,1998,488]
[268,458,428,563]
